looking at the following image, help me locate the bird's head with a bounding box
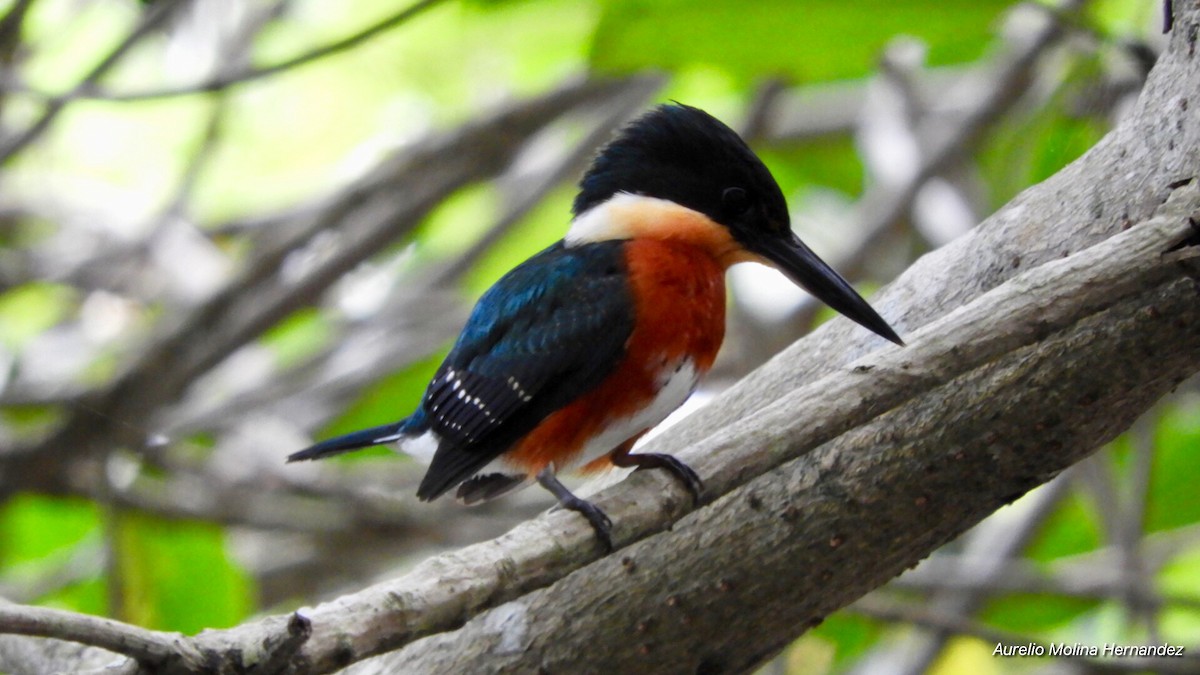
[568,103,902,345]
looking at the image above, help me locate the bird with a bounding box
[288,103,903,550]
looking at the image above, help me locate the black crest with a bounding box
[573,103,789,233]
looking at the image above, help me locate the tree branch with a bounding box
[0,601,195,669]
[2,0,450,103]
[0,0,184,163]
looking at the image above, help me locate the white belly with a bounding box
[554,358,700,471]
[402,358,700,481]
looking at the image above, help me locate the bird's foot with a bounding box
[536,468,614,552]
[611,451,704,504]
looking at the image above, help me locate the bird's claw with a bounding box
[613,452,705,504]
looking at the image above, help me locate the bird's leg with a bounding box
[536,467,614,552]
[610,442,704,504]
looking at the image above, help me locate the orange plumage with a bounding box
[504,238,726,474]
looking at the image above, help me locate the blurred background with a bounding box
[0,0,1193,673]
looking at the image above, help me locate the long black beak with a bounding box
[755,231,904,345]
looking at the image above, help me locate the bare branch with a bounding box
[0,76,657,498]
[4,0,449,103]
[0,0,185,163]
[0,601,192,669]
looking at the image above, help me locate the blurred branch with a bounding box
[859,474,1072,675]
[728,1,1085,371]
[850,596,1200,674]
[0,76,655,499]
[0,0,185,164]
[0,601,191,670]
[3,0,450,104]
[429,76,661,287]
[0,0,34,117]
[890,551,1200,613]
[836,0,1082,274]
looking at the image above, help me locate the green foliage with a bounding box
[0,494,99,567]
[116,512,253,633]
[0,495,104,615]
[984,593,1099,634]
[0,283,76,349]
[1158,548,1200,640]
[979,52,1111,209]
[413,184,502,261]
[809,613,883,667]
[759,137,864,200]
[463,186,576,293]
[1145,397,1200,532]
[590,0,1010,84]
[261,307,334,368]
[1024,490,1103,563]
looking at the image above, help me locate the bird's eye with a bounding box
[722,187,752,215]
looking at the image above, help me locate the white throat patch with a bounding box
[565,193,706,246]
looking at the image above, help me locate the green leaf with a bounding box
[0,494,100,567]
[1145,398,1200,532]
[1086,0,1160,35]
[810,612,883,667]
[590,0,1011,84]
[1024,489,1103,562]
[759,137,864,199]
[463,186,574,294]
[261,308,333,368]
[979,54,1109,209]
[0,495,105,614]
[412,183,501,261]
[982,593,1096,633]
[1157,546,1200,643]
[0,282,77,349]
[116,512,253,633]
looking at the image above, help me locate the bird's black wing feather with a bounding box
[415,241,634,500]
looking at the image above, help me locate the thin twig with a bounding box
[791,0,1086,322]
[5,0,449,104]
[0,76,651,500]
[0,601,195,668]
[0,0,185,164]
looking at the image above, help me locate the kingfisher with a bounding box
[288,103,902,550]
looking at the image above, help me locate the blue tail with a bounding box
[287,420,411,463]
